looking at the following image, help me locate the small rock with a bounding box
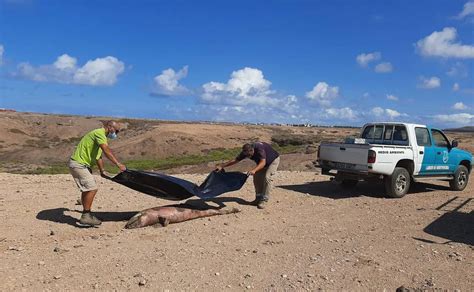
[53,247,60,252]
[38,261,45,266]
[53,275,61,280]
[8,246,23,251]
[281,274,288,278]
[138,279,147,286]
[50,230,55,236]
[215,272,220,276]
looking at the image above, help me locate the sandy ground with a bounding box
[0,170,472,291]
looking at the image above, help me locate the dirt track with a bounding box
[0,170,472,291]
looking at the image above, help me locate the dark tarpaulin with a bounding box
[111,169,248,201]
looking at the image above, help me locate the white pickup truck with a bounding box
[316,123,472,198]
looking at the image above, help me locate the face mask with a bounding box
[107,132,117,140]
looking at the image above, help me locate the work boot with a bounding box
[250,196,263,206]
[79,212,102,226]
[257,200,268,209]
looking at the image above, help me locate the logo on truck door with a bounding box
[442,151,449,163]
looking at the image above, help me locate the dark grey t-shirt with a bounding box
[236,142,279,167]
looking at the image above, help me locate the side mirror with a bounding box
[451,140,458,148]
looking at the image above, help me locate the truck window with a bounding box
[362,125,383,140]
[384,125,394,141]
[431,129,449,147]
[361,126,374,139]
[415,127,431,146]
[393,125,408,145]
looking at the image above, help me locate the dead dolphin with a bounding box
[125,205,241,229]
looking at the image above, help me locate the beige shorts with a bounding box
[68,159,97,192]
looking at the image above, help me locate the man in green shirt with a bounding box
[68,120,126,226]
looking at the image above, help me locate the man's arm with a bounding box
[96,158,111,178]
[215,159,239,171]
[99,144,126,172]
[248,159,266,176]
[97,158,105,174]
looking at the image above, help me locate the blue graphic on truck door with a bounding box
[430,129,454,173]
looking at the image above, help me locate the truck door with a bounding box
[430,129,453,173]
[415,127,436,174]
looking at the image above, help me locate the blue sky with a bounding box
[0,0,473,127]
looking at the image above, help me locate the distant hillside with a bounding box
[444,126,474,133]
[0,111,359,173]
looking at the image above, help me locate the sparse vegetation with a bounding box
[24,144,303,174]
[29,164,69,175]
[62,137,82,144]
[25,139,50,148]
[271,134,321,146]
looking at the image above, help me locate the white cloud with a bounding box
[416,27,474,59]
[14,54,125,86]
[371,107,385,116]
[356,52,381,67]
[0,44,4,66]
[324,107,358,120]
[374,62,393,73]
[152,66,190,96]
[453,83,460,91]
[386,94,398,101]
[281,94,299,113]
[453,102,468,110]
[433,113,474,125]
[53,54,77,71]
[201,67,278,107]
[385,109,401,119]
[305,82,340,107]
[457,1,474,19]
[419,76,441,89]
[446,62,468,77]
[73,56,124,86]
[371,107,403,120]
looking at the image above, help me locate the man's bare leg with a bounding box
[79,189,101,226]
[81,189,98,211]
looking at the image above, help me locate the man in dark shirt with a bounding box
[216,142,280,209]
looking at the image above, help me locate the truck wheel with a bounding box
[340,179,358,189]
[385,167,410,198]
[449,165,469,191]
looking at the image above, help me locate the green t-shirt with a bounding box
[71,128,107,167]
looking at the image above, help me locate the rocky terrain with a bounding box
[0,111,472,290]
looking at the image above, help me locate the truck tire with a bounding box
[340,179,358,189]
[385,167,410,198]
[449,165,469,191]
